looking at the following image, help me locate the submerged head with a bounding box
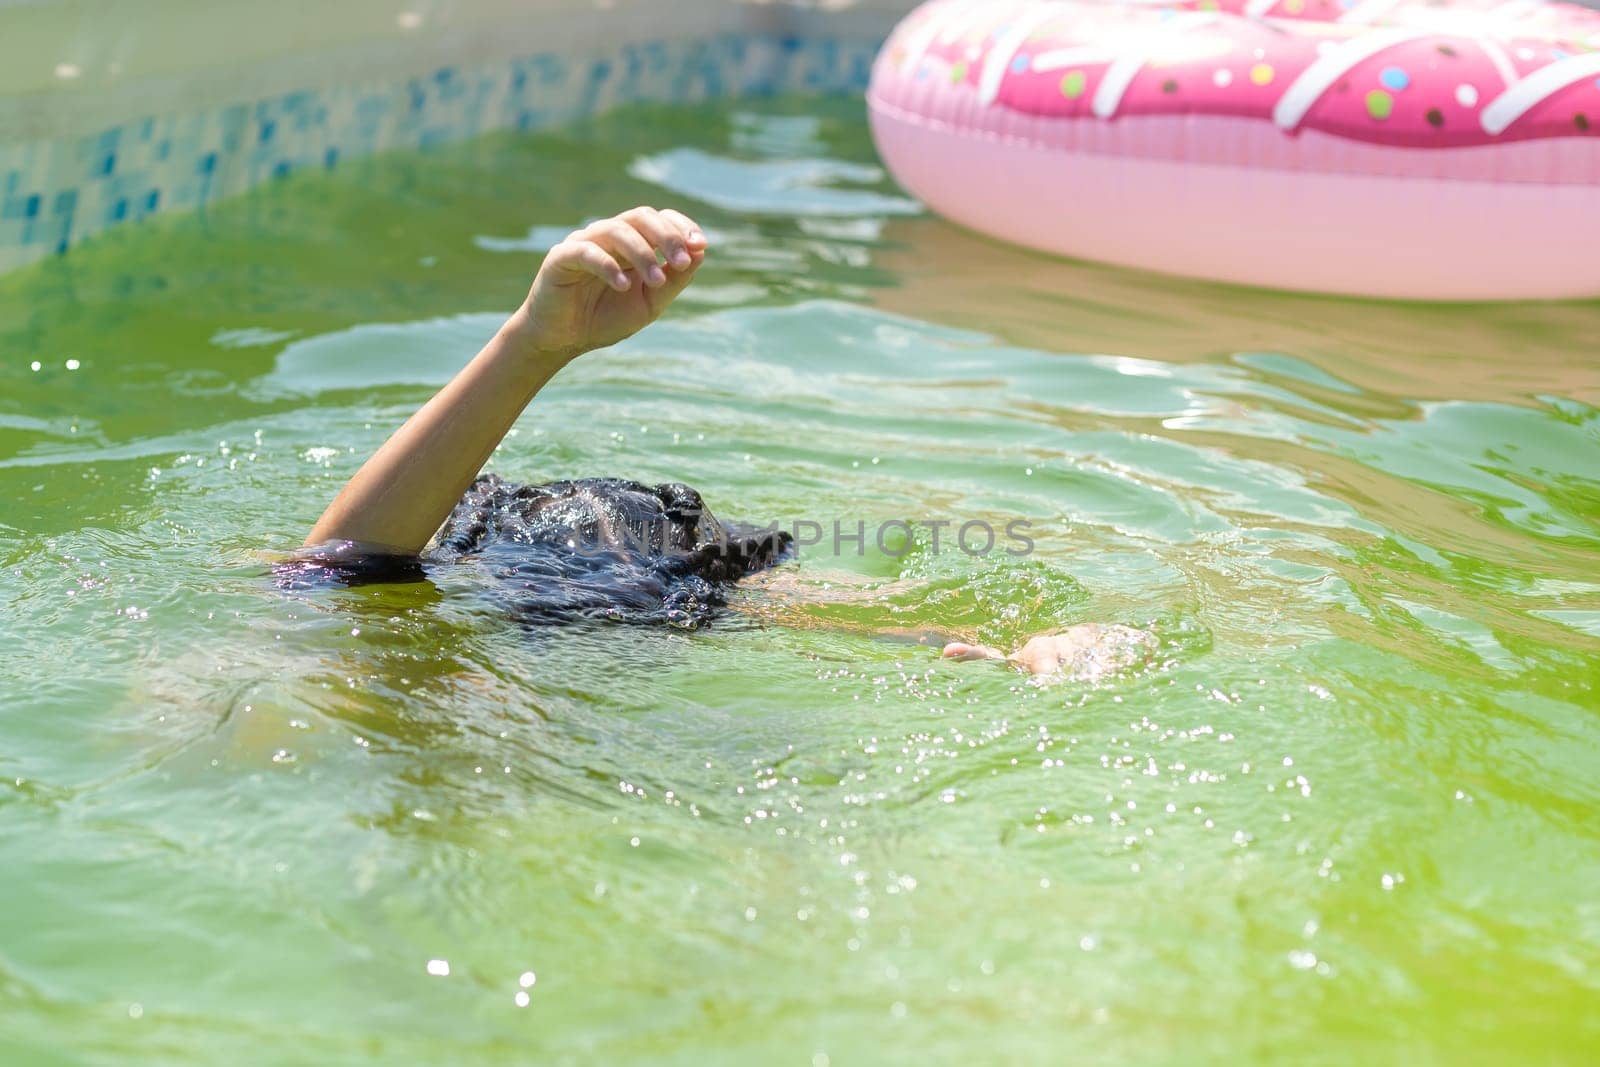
[435,474,790,626]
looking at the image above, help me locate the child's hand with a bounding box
[943,624,1155,681]
[509,206,708,362]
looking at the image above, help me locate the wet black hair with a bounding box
[282,474,790,629]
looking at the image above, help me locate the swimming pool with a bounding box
[3,6,1600,1066]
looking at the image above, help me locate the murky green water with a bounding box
[2,96,1598,1065]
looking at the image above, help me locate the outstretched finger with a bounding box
[942,642,1005,662]
[552,239,630,292]
[585,219,667,288]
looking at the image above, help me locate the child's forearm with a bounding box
[304,312,562,555]
[303,206,708,556]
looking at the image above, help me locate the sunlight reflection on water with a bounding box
[0,98,1596,1066]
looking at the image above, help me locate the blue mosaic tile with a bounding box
[0,32,881,274]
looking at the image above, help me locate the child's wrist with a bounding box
[501,306,583,369]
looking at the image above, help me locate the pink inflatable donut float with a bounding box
[867,0,1600,299]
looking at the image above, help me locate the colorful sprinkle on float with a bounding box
[868,0,1600,299]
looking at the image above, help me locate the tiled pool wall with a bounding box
[0,1,912,276]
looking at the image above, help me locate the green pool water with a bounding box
[2,95,1598,1065]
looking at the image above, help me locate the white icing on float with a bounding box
[1481,51,1600,133]
[979,6,1064,105]
[1092,12,1220,119]
[1273,27,1430,130]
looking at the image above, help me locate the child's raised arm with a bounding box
[305,207,707,556]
